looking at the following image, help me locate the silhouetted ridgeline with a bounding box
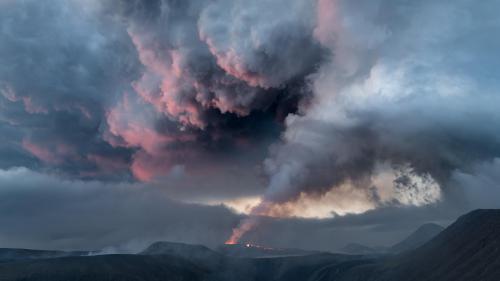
[0,209,499,281]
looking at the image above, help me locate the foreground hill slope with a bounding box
[338,243,379,255]
[316,209,500,281]
[0,254,206,281]
[216,243,320,258]
[0,252,360,281]
[385,209,500,281]
[1,209,499,281]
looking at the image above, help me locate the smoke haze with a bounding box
[0,0,499,248]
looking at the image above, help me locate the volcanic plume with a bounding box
[225,218,258,245]
[224,0,500,243]
[1,0,500,248]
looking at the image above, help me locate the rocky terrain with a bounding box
[0,209,498,281]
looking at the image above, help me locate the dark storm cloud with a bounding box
[99,0,326,180]
[0,0,139,180]
[248,158,500,251]
[0,0,317,182]
[259,0,500,205]
[224,0,500,242]
[450,159,500,210]
[1,0,500,251]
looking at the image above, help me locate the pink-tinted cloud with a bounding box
[128,31,207,128]
[22,140,61,164]
[105,93,198,181]
[125,5,317,129]
[314,0,338,47]
[21,139,77,165]
[130,150,173,182]
[198,0,321,89]
[22,96,49,114]
[87,154,129,174]
[1,85,48,114]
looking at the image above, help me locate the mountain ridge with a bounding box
[315,209,500,281]
[0,209,499,281]
[389,222,444,253]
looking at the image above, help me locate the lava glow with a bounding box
[225,217,258,245]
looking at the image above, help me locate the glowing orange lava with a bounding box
[225,200,278,244]
[225,217,258,244]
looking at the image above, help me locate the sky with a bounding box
[0,0,500,252]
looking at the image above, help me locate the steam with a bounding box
[226,217,258,245]
[101,0,325,180]
[227,0,500,243]
[115,0,323,128]
[1,0,500,246]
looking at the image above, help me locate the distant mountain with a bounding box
[339,222,445,256]
[316,209,500,281]
[1,209,500,281]
[390,223,444,253]
[339,243,378,255]
[217,243,319,258]
[381,209,500,281]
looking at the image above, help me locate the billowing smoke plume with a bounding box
[266,0,500,203]
[1,0,500,245]
[102,0,325,180]
[228,0,500,243]
[109,0,323,127]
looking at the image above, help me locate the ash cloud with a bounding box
[0,0,500,248]
[260,0,500,206]
[198,0,322,89]
[0,0,138,180]
[0,0,319,182]
[102,0,326,180]
[0,166,483,252]
[226,0,500,242]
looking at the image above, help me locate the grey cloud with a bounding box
[0,167,469,252]
[0,167,237,251]
[259,0,500,206]
[0,0,139,179]
[107,0,323,127]
[243,205,459,251]
[0,0,325,184]
[0,0,292,184]
[97,0,326,181]
[198,0,323,88]
[1,0,499,251]
[451,158,500,210]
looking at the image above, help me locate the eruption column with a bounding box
[225,217,259,244]
[225,200,275,244]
